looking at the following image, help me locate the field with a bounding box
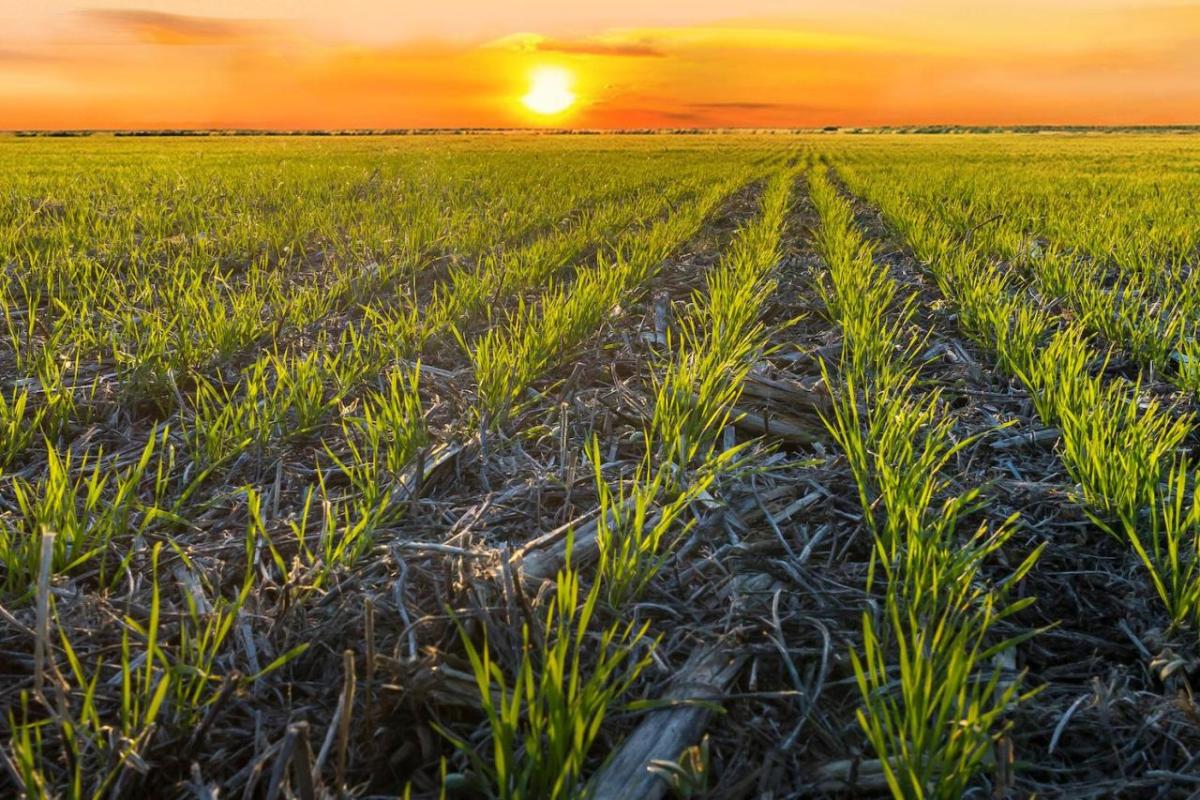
[3,132,1200,798]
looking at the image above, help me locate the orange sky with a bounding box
[1,1,1198,129]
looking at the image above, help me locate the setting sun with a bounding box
[521,67,575,116]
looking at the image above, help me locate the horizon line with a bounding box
[6,124,1200,136]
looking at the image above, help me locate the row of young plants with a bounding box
[808,165,1042,799]
[0,144,704,440]
[240,171,753,601]
[830,138,1200,397]
[442,166,797,798]
[180,169,720,467]
[828,136,1200,281]
[0,160,744,601]
[0,142,777,796]
[832,158,1200,639]
[164,169,753,588]
[0,148,744,796]
[465,167,758,428]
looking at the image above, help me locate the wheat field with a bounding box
[3,133,1200,798]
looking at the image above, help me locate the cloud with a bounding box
[535,39,664,57]
[0,49,48,62]
[484,32,664,57]
[0,47,66,73]
[581,103,705,127]
[689,101,830,111]
[78,9,279,45]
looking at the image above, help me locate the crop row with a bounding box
[0,139,785,796]
[834,154,1200,648]
[807,164,1039,799]
[831,137,1200,396]
[444,164,798,797]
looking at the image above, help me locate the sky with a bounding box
[1,1,1198,129]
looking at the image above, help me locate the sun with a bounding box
[522,67,576,116]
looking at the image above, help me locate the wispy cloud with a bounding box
[486,32,664,57]
[78,8,280,45]
[535,38,664,57]
[688,101,836,112]
[0,48,54,63]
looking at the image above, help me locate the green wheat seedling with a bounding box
[465,275,616,427]
[441,534,657,800]
[185,348,352,464]
[7,541,305,797]
[1172,338,1200,398]
[1055,377,1192,521]
[853,517,1042,800]
[171,576,253,726]
[358,303,425,363]
[1100,459,1200,632]
[1,435,160,596]
[821,369,982,577]
[325,364,428,523]
[948,261,1054,379]
[184,374,258,465]
[0,387,45,468]
[6,692,55,798]
[10,544,177,798]
[1002,324,1193,523]
[648,316,765,471]
[245,484,368,598]
[589,438,716,608]
[246,475,382,599]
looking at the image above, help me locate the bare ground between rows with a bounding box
[830,166,1200,798]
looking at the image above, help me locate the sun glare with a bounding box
[522,67,575,116]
